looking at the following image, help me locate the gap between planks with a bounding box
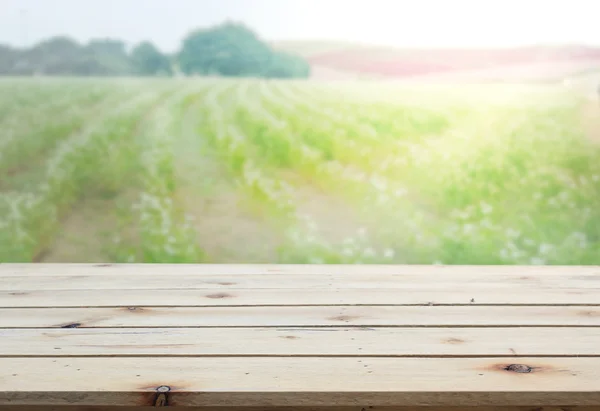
[4,304,600,309]
[5,325,600,330]
[3,408,600,411]
[4,408,600,411]
[3,355,600,359]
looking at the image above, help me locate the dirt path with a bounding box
[280,170,374,244]
[39,193,134,262]
[172,97,285,263]
[40,89,177,263]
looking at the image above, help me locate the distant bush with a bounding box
[178,22,310,79]
[0,37,143,76]
[0,21,310,78]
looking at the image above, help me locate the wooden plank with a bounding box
[2,327,599,357]
[2,357,600,406]
[1,306,599,328]
[2,287,598,307]
[2,408,600,411]
[1,263,598,277]
[3,407,600,411]
[2,272,599,291]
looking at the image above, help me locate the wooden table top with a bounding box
[1,264,600,409]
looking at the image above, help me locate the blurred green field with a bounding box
[1,77,599,264]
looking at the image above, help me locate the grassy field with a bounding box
[1,77,599,264]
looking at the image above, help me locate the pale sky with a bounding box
[0,0,598,52]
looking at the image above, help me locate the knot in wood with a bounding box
[505,364,532,373]
[61,322,81,329]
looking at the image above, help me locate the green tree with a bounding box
[179,22,270,76]
[0,21,311,78]
[83,39,133,75]
[178,21,309,78]
[1,37,135,76]
[131,41,172,76]
[264,51,311,78]
[0,44,19,74]
[27,36,82,75]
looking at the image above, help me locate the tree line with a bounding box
[0,21,310,79]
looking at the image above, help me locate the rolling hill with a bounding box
[274,41,600,82]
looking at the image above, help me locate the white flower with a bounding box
[506,228,521,238]
[342,248,354,257]
[363,247,376,258]
[568,232,588,249]
[538,244,553,255]
[480,202,493,215]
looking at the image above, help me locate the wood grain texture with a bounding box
[2,263,598,276]
[2,272,599,291]
[1,327,599,357]
[2,287,598,307]
[2,357,600,406]
[2,407,600,411]
[2,306,600,328]
[3,264,600,408]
